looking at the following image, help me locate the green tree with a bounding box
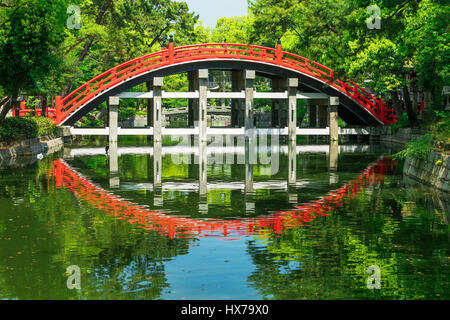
[0,0,67,122]
[248,0,449,127]
[62,0,201,94]
[211,16,253,44]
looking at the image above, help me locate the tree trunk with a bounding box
[402,85,417,126]
[0,95,16,124]
[390,90,403,116]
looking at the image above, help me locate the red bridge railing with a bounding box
[12,100,57,119]
[44,43,397,125]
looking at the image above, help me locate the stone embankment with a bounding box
[0,135,63,162]
[403,150,449,193]
[380,127,449,193]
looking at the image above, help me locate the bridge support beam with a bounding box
[108,96,119,144]
[244,70,255,132]
[329,97,339,142]
[288,78,298,141]
[198,69,208,142]
[151,77,163,142]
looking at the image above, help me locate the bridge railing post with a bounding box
[275,38,283,64]
[168,35,175,64]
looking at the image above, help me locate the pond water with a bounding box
[0,135,448,300]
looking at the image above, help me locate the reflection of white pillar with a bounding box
[329,172,339,185]
[245,200,255,214]
[152,77,163,142]
[288,192,298,205]
[245,138,255,194]
[153,140,163,207]
[199,141,207,196]
[199,195,208,214]
[288,78,298,141]
[153,193,163,207]
[329,140,338,171]
[108,142,119,188]
[288,140,296,186]
[108,96,119,144]
[153,140,162,188]
[198,69,208,142]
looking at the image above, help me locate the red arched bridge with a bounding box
[16,42,397,128]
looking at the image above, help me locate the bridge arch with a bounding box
[55,43,396,126]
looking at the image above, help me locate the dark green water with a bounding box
[0,136,448,300]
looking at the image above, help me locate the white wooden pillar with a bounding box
[198,69,208,142]
[108,96,119,144]
[244,70,255,132]
[329,96,339,142]
[288,78,298,141]
[152,77,163,142]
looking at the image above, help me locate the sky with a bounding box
[176,0,249,29]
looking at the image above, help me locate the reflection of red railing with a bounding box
[41,43,396,125]
[49,157,396,240]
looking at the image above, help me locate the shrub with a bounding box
[28,116,58,137]
[390,112,410,130]
[393,133,435,160]
[0,116,57,141]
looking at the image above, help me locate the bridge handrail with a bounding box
[56,43,397,125]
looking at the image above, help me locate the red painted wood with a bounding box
[21,44,399,125]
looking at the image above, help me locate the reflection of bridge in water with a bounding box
[64,141,381,193]
[51,147,395,240]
